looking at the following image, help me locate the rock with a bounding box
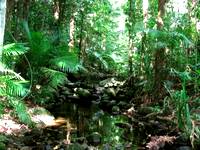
[20,146,31,150]
[115,144,123,150]
[61,87,71,96]
[44,144,51,150]
[99,77,124,87]
[118,101,129,109]
[112,106,120,114]
[102,144,111,150]
[66,143,84,150]
[58,95,66,101]
[105,88,116,97]
[95,86,104,94]
[101,94,110,101]
[87,132,102,146]
[125,143,133,150]
[109,100,117,106]
[176,146,192,150]
[66,82,78,88]
[75,88,91,98]
[137,106,154,115]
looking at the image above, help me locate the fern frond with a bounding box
[30,32,51,54]
[5,79,29,97]
[0,62,25,80]
[169,32,193,48]
[50,53,81,72]
[3,43,29,57]
[93,51,109,69]
[9,98,32,126]
[41,67,68,89]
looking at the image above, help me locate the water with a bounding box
[50,102,139,149]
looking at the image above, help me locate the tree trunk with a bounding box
[143,0,148,28]
[22,0,30,21]
[78,10,84,59]
[153,0,166,99]
[128,0,134,75]
[68,0,76,52]
[68,13,75,51]
[141,0,148,79]
[0,0,7,61]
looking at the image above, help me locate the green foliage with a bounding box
[9,98,33,126]
[50,52,81,73]
[3,43,29,57]
[0,44,29,98]
[165,70,192,131]
[87,50,114,71]
[0,43,32,126]
[23,22,83,103]
[0,135,6,150]
[41,67,68,89]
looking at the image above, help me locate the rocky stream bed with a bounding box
[0,76,198,150]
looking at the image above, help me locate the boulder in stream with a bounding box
[87,132,102,146]
[75,88,91,98]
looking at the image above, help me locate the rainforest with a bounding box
[0,0,200,149]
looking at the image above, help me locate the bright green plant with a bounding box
[23,22,83,104]
[0,43,32,126]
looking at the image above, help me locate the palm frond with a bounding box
[9,98,33,126]
[0,63,29,97]
[93,51,109,69]
[30,32,51,54]
[0,62,25,80]
[3,43,29,57]
[87,50,117,70]
[169,32,193,48]
[41,67,68,89]
[0,76,29,97]
[50,53,81,73]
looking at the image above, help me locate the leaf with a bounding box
[41,67,68,89]
[50,52,81,73]
[3,43,29,56]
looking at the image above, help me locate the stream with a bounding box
[48,102,140,149]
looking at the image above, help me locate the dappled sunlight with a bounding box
[166,0,188,14]
[0,115,29,135]
[1,0,200,149]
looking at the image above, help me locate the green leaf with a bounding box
[3,43,29,56]
[50,52,81,72]
[41,67,68,89]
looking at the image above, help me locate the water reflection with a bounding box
[50,102,137,148]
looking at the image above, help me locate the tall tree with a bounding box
[143,0,148,28]
[128,0,135,75]
[153,0,167,99]
[0,0,7,61]
[68,1,76,52]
